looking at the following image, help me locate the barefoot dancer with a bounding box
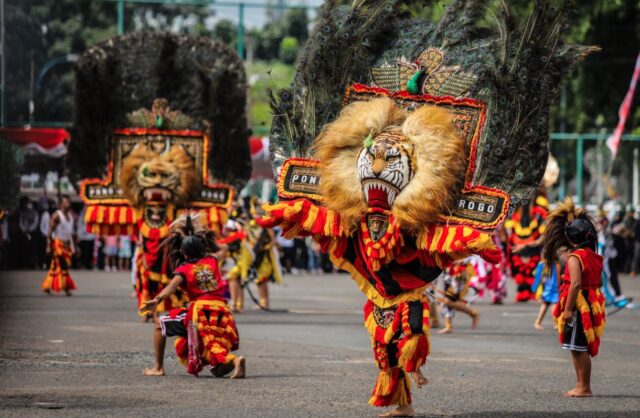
[542,198,605,397]
[221,218,254,313]
[250,224,283,309]
[141,213,245,378]
[260,98,501,417]
[437,260,479,335]
[42,196,77,295]
[260,2,592,414]
[532,255,563,330]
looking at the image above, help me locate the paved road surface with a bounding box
[0,269,639,417]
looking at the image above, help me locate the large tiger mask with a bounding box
[314,97,466,232]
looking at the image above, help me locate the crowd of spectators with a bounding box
[0,195,331,275]
[3,195,639,292]
[0,196,135,272]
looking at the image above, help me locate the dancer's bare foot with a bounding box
[564,387,592,397]
[471,310,479,329]
[380,404,416,417]
[230,356,245,379]
[534,322,544,330]
[65,290,72,297]
[143,367,165,376]
[437,327,453,334]
[44,289,51,295]
[410,369,429,388]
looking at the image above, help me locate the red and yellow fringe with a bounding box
[41,239,77,293]
[554,288,606,357]
[84,205,139,236]
[259,199,345,239]
[417,224,501,268]
[180,300,239,375]
[84,205,227,237]
[369,368,411,407]
[360,215,403,271]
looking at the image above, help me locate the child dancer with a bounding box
[542,198,605,397]
[221,219,254,313]
[251,225,282,309]
[140,212,245,378]
[532,253,563,330]
[437,260,479,334]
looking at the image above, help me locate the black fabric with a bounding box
[386,339,399,369]
[374,264,403,298]
[159,312,187,337]
[418,265,442,284]
[561,310,588,352]
[408,301,424,335]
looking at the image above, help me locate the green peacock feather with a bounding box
[269,0,596,215]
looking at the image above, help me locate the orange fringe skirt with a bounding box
[41,239,77,293]
[364,297,430,407]
[553,287,606,357]
[173,299,239,376]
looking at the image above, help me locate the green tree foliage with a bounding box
[284,9,309,42]
[5,0,212,125]
[251,8,308,61]
[213,19,237,45]
[279,36,299,65]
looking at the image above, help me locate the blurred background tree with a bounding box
[3,0,639,141]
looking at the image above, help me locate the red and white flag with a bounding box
[0,127,69,157]
[607,51,640,158]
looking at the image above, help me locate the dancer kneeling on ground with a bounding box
[140,212,245,378]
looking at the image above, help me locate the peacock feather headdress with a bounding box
[269,0,597,228]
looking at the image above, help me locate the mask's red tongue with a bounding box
[367,187,390,210]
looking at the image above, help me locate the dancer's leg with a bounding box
[143,312,166,376]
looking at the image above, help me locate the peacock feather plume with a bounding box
[68,32,251,188]
[269,0,596,215]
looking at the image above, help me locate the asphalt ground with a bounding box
[0,269,639,417]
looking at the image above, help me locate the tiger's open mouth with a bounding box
[362,179,400,209]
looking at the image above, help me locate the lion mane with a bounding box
[119,144,198,208]
[313,97,467,232]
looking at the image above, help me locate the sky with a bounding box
[208,0,323,29]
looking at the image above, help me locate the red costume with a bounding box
[164,256,239,376]
[505,195,549,302]
[553,248,606,357]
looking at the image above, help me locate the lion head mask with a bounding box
[313,97,467,232]
[119,143,198,210]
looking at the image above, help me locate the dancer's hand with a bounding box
[562,310,573,321]
[139,298,159,314]
[512,244,526,253]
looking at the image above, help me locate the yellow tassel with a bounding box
[374,369,393,396]
[392,372,411,406]
[398,336,418,367]
[575,294,596,344]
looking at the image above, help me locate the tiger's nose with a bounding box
[372,158,386,175]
